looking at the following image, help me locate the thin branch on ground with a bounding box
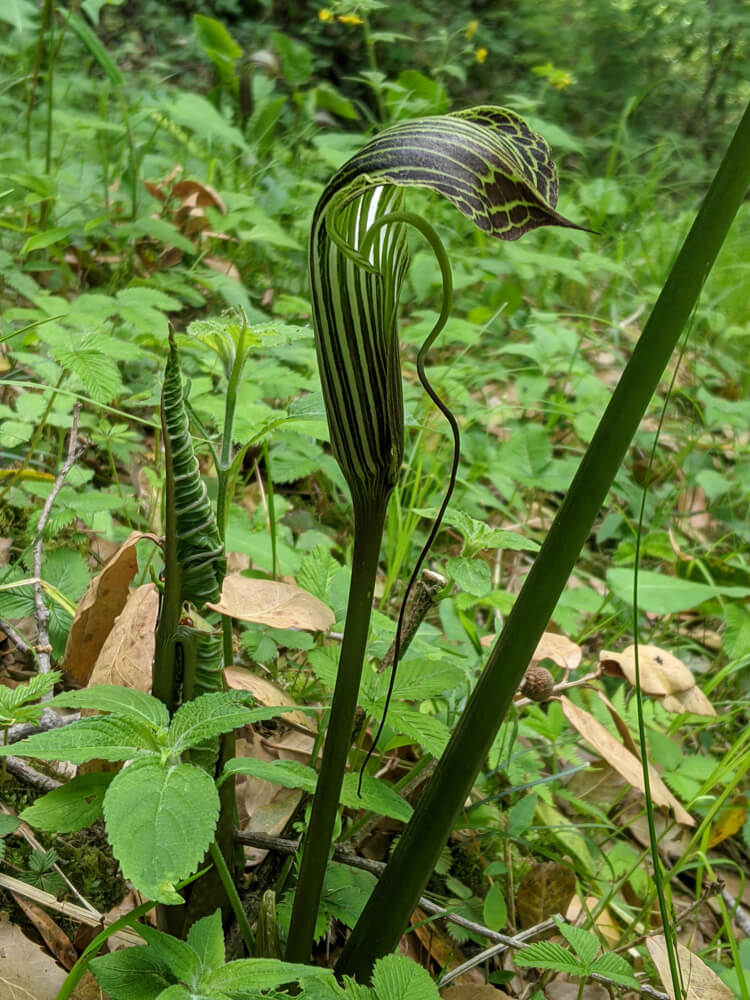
[0,617,40,669]
[7,709,80,745]
[32,403,84,677]
[2,756,62,793]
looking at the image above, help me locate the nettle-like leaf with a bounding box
[167,690,254,755]
[103,758,220,904]
[0,714,159,764]
[49,684,169,731]
[310,105,580,509]
[370,952,440,1000]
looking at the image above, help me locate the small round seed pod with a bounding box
[520,665,555,702]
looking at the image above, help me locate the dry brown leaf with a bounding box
[515,862,576,929]
[409,906,480,986]
[600,645,694,695]
[63,532,157,684]
[662,685,717,717]
[207,574,334,632]
[646,935,733,1000]
[595,691,640,756]
[0,910,68,997]
[87,583,159,692]
[531,632,582,671]
[203,255,241,280]
[545,983,608,1000]
[441,984,507,997]
[560,696,694,826]
[707,802,747,848]
[566,761,628,807]
[10,892,78,970]
[225,666,314,732]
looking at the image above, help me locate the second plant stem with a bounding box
[285,496,387,963]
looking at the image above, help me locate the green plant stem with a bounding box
[336,95,750,982]
[209,839,254,954]
[285,496,387,963]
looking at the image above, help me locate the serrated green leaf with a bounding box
[50,685,169,731]
[0,670,60,712]
[383,704,450,758]
[132,923,202,986]
[221,758,318,792]
[370,953,441,1000]
[20,772,114,832]
[555,919,599,967]
[186,910,225,977]
[340,774,412,823]
[104,760,219,904]
[54,347,123,403]
[89,947,173,1000]
[0,715,158,763]
[445,556,492,598]
[168,692,253,754]
[205,959,333,992]
[513,940,585,975]
[590,952,640,987]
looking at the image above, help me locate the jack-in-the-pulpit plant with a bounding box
[287,106,583,962]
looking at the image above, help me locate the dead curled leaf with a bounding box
[600,644,694,695]
[560,696,694,826]
[531,632,582,671]
[62,532,158,685]
[86,584,159,692]
[207,574,335,632]
[600,645,716,716]
[646,935,733,1000]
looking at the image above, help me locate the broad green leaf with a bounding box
[513,939,585,975]
[20,227,75,254]
[20,772,114,832]
[340,774,412,823]
[50,685,169,730]
[104,760,219,903]
[168,692,253,754]
[0,715,158,763]
[205,959,333,993]
[508,794,538,837]
[445,556,492,597]
[89,947,173,1000]
[186,910,225,977]
[483,883,507,931]
[607,568,750,614]
[370,952,441,1000]
[0,815,20,837]
[221,758,318,793]
[132,923,202,986]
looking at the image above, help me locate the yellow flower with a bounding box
[552,71,573,90]
[475,47,488,64]
[465,19,478,40]
[318,8,334,20]
[338,13,364,24]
